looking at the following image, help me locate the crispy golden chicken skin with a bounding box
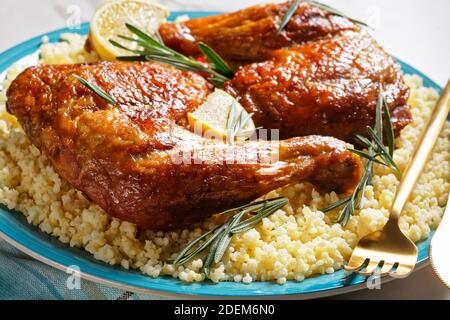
[6,62,362,229]
[159,1,358,65]
[225,31,412,141]
[159,2,412,142]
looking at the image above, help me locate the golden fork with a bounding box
[345,79,450,278]
[430,189,450,288]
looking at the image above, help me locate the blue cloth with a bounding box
[0,239,162,300]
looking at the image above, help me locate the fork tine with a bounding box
[377,261,395,276]
[356,260,381,276]
[390,263,415,278]
[344,256,368,271]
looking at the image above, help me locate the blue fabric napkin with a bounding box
[0,239,163,300]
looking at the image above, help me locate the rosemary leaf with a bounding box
[125,23,173,54]
[358,160,374,209]
[213,210,247,264]
[277,0,301,35]
[375,88,384,142]
[198,42,234,78]
[336,141,391,224]
[173,225,221,266]
[203,235,221,277]
[116,55,147,62]
[117,35,167,55]
[277,0,371,35]
[74,75,116,105]
[231,198,288,233]
[354,134,373,149]
[226,102,237,145]
[225,102,257,144]
[308,1,371,28]
[365,126,400,174]
[337,203,352,226]
[347,148,387,166]
[321,195,352,213]
[176,228,225,266]
[209,76,229,88]
[366,127,387,153]
[237,112,255,135]
[219,197,285,216]
[382,97,395,157]
[145,54,207,73]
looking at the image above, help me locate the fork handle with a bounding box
[391,80,450,220]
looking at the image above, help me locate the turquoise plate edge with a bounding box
[0,11,445,298]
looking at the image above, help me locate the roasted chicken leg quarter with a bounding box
[159,1,412,142]
[159,1,358,65]
[225,30,412,141]
[7,62,363,229]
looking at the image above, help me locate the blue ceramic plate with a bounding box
[0,12,445,299]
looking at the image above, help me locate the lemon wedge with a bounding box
[89,0,169,61]
[188,89,256,142]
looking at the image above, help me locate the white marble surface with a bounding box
[0,0,449,300]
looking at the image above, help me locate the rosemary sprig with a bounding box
[225,102,257,145]
[322,86,400,225]
[277,0,370,34]
[329,153,374,226]
[172,197,289,276]
[74,75,116,105]
[351,88,400,175]
[110,24,233,87]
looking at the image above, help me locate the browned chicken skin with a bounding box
[159,1,412,142]
[159,1,357,65]
[225,31,411,141]
[6,62,363,229]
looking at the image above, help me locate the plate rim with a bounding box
[0,229,431,299]
[0,12,444,299]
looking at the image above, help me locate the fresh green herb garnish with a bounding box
[277,0,370,34]
[172,197,289,276]
[225,102,257,145]
[322,151,374,226]
[74,75,116,105]
[110,24,233,87]
[198,42,234,79]
[350,88,400,175]
[322,86,400,226]
[277,0,302,35]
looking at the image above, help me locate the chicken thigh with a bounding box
[159,1,412,142]
[6,61,362,229]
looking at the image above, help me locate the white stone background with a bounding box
[0,0,449,299]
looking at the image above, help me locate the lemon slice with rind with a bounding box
[188,89,256,142]
[89,0,169,61]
